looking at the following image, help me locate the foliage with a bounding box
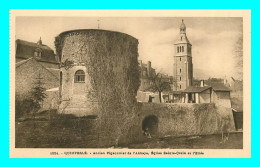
[80,31,140,146]
[233,32,243,80]
[15,96,34,119]
[54,35,64,62]
[31,73,47,113]
[145,72,172,103]
[60,59,74,70]
[15,73,47,120]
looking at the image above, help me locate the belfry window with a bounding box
[177,46,179,53]
[180,76,181,81]
[180,57,181,61]
[182,46,184,52]
[74,70,85,83]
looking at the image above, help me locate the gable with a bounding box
[16,58,59,97]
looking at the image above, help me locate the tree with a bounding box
[233,20,243,80]
[146,72,172,103]
[31,73,47,116]
[234,35,243,80]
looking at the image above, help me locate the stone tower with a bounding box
[55,29,139,116]
[173,19,193,91]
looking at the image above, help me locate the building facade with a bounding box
[16,57,60,111]
[173,20,193,91]
[15,39,60,112]
[182,81,231,108]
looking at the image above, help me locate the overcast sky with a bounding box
[16,17,243,79]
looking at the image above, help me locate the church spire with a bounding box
[173,19,193,91]
[174,19,191,45]
[180,19,186,34]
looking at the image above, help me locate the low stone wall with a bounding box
[48,102,235,147]
[120,102,235,146]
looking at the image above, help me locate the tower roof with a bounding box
[180,19,186,33]
[174,19,191,45]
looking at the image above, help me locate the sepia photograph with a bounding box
[9,10,251,158]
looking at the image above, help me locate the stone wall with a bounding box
[119,102,235,146]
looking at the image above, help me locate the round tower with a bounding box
[55,29,140,116]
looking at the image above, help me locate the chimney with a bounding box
[37,37,42,45]
[200,80,204,87]
[147,61,151,77]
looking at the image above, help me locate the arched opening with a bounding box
[142,115,158,137]
[74,70,85,83]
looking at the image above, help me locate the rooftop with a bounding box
[16,39,59,64]
[183,86,211,93]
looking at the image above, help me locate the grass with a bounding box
[15,113,100,148]
[15,118,243,149]
[128,133,243,149]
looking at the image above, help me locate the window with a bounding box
[182,46,184,52]
[34,48,42,59]
[180,85,181,89]
[180,76,181,81]
[181,36,183,41]
[74,70,85,83]
[177,46,179,53]
[180,57,181,61]
[180,68,181,73]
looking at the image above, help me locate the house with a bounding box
[181,81,232,108]
[16,38,60,68]
[15,38,61,112]
[210,83,232,108]
[16,57,60,111]
[161,91,182,103]
[182,85,212,103]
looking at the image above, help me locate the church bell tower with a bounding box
[173,19,193,91]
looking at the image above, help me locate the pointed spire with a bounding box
[180,19,186,34]
[174,19,191,45]
[37,37,42,45]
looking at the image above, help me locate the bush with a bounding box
[15,97,35,119]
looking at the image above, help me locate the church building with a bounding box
[173,19,193,91]
[171,20,231,108]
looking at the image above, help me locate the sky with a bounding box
[15,17,243,79]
